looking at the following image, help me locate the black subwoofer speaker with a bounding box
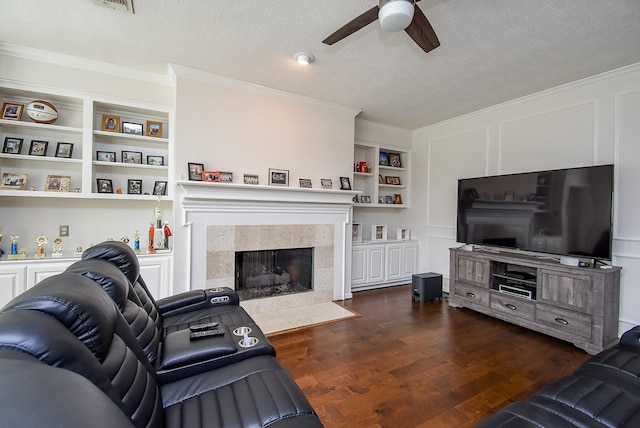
[412,272,442,302]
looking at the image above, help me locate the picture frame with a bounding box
[2,137,23,154]
[321,178,333,189]
[188,162,204,181]
[268,168,289,186]
[360,195,371,203]
[45,175,71,192]
[122,151,142,164]
[340,176,351,190]
[54,142,74,159]
[122,121,143,136]
[96,151,116,162]
[379,174,383,184]
[101,114,120,132]
[28,140,48,156]
[127,179,142,195]
[146,155,164,166]
[299,178,312,188]
[352,222,362,242]
[96,178,113,193]
[393,193,403,205]
[371,225,388,241]
[389,153,402,168]
[220,171,233,183]
[385,176,401,185]
[1,172,28,190]
[153,180,167,196]
[397,228,411,240]
[379,151,390,166]
[243,174,259,185]
[504,191,515,201]
[385,195,394,204]
[146,121,163,138]
[1,102,24,121]
[202,171,220,182]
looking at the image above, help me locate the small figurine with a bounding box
[121,236,130,244]
[52,237,63,257]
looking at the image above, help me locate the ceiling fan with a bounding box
[322,0,440,54]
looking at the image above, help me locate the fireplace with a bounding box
[235,247,313,300]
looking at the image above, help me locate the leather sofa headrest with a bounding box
[82,241,140,285]
[65,259,129,312]
[3,273,118,360]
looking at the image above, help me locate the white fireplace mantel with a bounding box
[178,180,360,205]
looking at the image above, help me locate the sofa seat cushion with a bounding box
[162,355,322,428]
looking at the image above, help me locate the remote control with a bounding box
[189,322,220,332]
[189,329,225,341]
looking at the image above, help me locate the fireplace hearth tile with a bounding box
[207,225,234,251]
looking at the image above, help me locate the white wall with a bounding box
[410,63,640,333]
[170,66,359,292]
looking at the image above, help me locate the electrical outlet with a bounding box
[59,225,69,237]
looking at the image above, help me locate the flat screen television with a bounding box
[456,164,614,260]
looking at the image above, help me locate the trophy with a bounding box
[133,230,141,254]
[35,235,48,259]
[8,234,26,260]
[149,197,172,252]
[52,237,63,257]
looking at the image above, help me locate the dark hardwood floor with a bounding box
[268,284,591,427]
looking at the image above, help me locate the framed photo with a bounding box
[393,193,403,204]
[397,228,411,240]
[299,178,312,188]
[372,225,388,241]
[268,168,289,186]
[385,195,394,204]
[55,142,74,159]
[127,179,142,195]
[360,195,371,203]
[45,175,71,192]
[1,173,28,190]
[97,178,113,193]
[147,155,164,166]
[28,140,48,156]
[97,151,116,162]
[352,222,362,242]
[385,176,401,185]
[101,114,120,132]
[188,162,204,181]
[244,174,259,185]
[153,181,167,196]
[340,176,351,190]
[1,102,24,121]
[379,174,383,184]
[146,121,163,138]
[379,151,390,166]
[122,151,142,164]
[122,121,143,136]
[389,153,402,168]
[504,191,515,201]
[202,171,220,182]
[2,137,23,154]
[321,178,332,189]
[220,171,233,183]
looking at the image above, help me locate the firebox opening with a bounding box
[235,247,314,301]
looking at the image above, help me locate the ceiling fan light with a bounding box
[379,0,415,32]
[294,52,314,65]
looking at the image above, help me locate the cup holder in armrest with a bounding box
[239,337,259,348]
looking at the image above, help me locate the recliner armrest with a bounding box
[157,287,240,317]
[620,326,640,349]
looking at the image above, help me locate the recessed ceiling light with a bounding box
[293,52,315,65]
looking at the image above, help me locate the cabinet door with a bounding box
[138,254,172,299]
[366,245,385,283]
[0,265,27,307]
[351,246,367,286]
[402,243,418,278]
[26,260,75,289]
[456,256,489,287]
[385,244,403,281]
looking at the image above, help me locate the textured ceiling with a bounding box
[1,0,640,130]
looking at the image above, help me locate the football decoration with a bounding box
[26,100,58,124]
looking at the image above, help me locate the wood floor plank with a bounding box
[268,284,592,427]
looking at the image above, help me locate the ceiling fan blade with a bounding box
[404,5,440,54]
[322,6,380,45]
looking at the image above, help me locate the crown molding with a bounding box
[0,43,171,87]
[356,118,412,135]
[416,61,640,133]
[169,64,361,117]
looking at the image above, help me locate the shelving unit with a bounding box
[352,141,410,208]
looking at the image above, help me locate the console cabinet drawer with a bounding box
[536,303,592,339]
[454,283,490,307]
[490,292,535,321]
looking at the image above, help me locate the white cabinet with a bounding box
[0,253,173,307]
[351,240,418,291]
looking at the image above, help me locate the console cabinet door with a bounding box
[385,243,403,282]
[366,245,385,283]
[351,246,367,286]
[402,242,418,279]
[0,265,26,307]
[138,254,172,299]
[26,260,75,289]
[456,256,489,287]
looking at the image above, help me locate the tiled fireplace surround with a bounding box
[179,182,357,315]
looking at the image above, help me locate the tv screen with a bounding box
[456,165,614,260]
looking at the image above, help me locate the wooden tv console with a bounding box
[448,248,621,354]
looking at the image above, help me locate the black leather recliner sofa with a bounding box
[0,241,323,428]
[477,326,640,427]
